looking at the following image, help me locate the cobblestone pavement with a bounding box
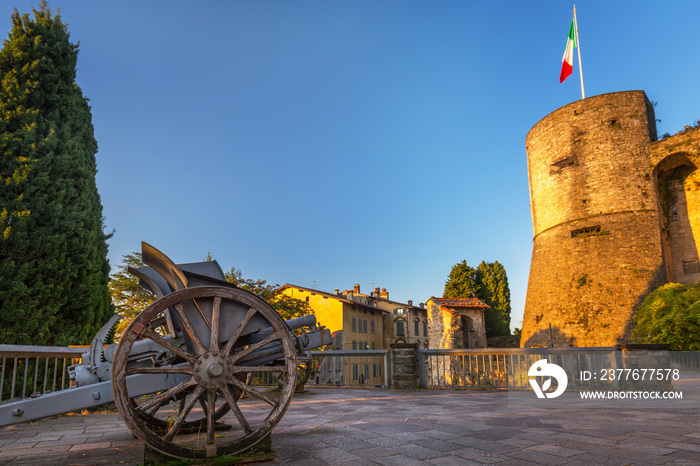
[0,388,699,465]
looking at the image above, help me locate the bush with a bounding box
[632,282,700,350]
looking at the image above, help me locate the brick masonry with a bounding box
[522,90,700,347]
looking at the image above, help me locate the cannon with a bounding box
[0,243,331,460]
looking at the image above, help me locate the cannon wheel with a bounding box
[112,286,297,460]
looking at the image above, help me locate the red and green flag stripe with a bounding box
[559,17,576,83]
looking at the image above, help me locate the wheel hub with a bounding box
[194,352,234,388]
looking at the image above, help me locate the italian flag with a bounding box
[559,17,575,83]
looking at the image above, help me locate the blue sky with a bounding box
[3,1,699,331]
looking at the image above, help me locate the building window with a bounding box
[371,320,375,334]
[396,321,405,336]
[363,319,368,334]
[550,154,578,174]
[423,321,428,336]
[414,320,419,336]
[352,340,357,350]
[571,226,601,238]
[353,364,358,380]
[393,308,406,315]
[373,363,377,377]
[352,318,356,332]
[305,297,309,302]
[371,342,375,350]
[683,260,700,274]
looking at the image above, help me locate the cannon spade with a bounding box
[0,243,331,460]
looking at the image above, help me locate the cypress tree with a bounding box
[443,260,512,337]
[475,261,511,337]
[0,2,112,345]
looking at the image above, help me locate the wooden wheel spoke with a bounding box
[164,385,205,441]
[147,400,166,418]
[220,387,252,435]
[206,389,216,444]
[229,377,277,407]
[134,378,197,415]
[222,307,257,355]
[143,328,197,364]
[231,332,281,364]
[233,365,287,374]
[209,297,222,352]
[126,365,193,376]
[173,303,208,355]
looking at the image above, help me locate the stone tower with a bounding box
[521,90,700,347]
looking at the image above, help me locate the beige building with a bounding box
[427,297,489,349]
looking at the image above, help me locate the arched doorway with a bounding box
[461,316,474,349]
[654,153,700,283]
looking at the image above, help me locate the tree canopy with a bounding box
[632,282,700,351]
[443,260,512,337]
[108,252,156,337]
[0,2,112,345]
[224,266,312,321]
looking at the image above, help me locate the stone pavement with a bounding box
[0,388,699,465]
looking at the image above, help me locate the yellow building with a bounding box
[277,283,428,349]
[277,284,386,351]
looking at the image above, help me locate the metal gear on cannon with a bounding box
[0,242,331,460]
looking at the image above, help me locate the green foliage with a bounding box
[108,252,156,337]
[443,260,512,337]
[443,260,480,298]
[0,2,112,345]
[224,266,312,321]
[632,282,700,351]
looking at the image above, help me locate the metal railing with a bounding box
[246,350,391,388]
[308,350,391,388]
[418,347,617,389]
[0,345,85,403]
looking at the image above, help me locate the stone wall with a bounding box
[390,343,418,389]
[522,91,667,347]
[427,300,487,349]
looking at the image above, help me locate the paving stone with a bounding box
[525,443,586,457]
[601,446,674,464]
[0,388,697,465]
[306,446,363,463]
[68,441,112,452]
[395,443,448,460]
[348,445,399,459]
[666,441,700,452]
[664,449,700,462]
[425,455,485,465]
[373,454,430,466]
[505,450,573,465]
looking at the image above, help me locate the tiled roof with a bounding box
[276,284,390,314]
[430,297,490,309]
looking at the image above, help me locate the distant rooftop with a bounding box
[429,297,490,309]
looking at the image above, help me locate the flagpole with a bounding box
[573,5,585,99]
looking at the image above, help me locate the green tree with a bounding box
[443,260,512,337]
[476,261,511,337]
[224,266,312,321]
[0,3,112,345]
[108,252,156,337]
[443,260,480,298]
[632,282,700,351]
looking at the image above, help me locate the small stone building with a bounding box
[427,297,490,349]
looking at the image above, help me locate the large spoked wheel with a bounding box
[112,286,297,460]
